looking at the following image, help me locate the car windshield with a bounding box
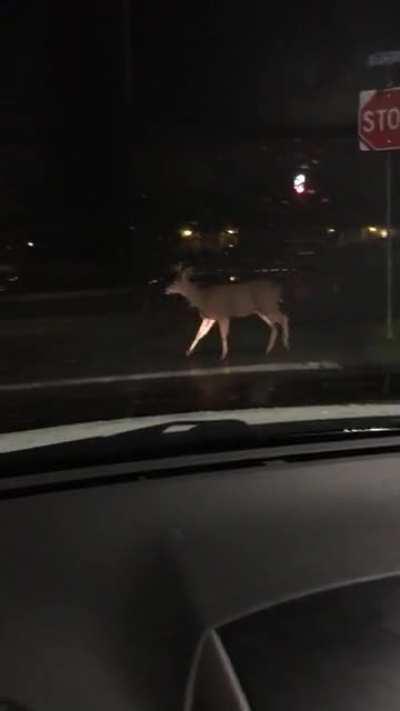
[3,2,400,462]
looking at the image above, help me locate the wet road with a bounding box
[0,288,396,433]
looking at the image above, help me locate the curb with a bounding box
[0,361,342,393]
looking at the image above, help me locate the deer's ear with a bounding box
[172,262,188,275]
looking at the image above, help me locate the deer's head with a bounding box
[165,266,194,296]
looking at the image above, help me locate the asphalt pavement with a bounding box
[0,288,396,433]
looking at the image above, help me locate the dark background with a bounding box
[2,1,400,263]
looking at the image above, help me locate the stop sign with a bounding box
[359,87,400,150]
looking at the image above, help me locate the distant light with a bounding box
[368,226,377,233]
[381,229,388,238]
[293,173,306,194]
[327,228,336,234]
[226,228,237,235]
[229,276,237,282]
[294,173,306,185]
[27,241,35,247]
[181,229,193,238]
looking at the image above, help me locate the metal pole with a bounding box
[386,150,393,339]
[385,64,395,340]
[122,0,133,107]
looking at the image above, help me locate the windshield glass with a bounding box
[3,2,400,461]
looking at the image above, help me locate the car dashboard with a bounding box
[1,440,400,710]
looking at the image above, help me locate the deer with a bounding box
[165,267,290,360]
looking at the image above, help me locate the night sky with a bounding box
[5,1,400,135]
[132,1,400,135]
[3,1,400,225]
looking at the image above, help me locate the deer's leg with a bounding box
[186,318,215,356]
[218,318,230,361]
[272,311,290,350]
[281,313,290,350]
[256,312,278,354]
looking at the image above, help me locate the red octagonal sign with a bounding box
[359,87,400,151]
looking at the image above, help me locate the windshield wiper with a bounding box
[2,415,400,481]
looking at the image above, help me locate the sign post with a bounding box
[359,76,400,340]
[386,151,393,339]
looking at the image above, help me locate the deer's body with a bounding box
[180,279,281,319]
[166,269,290,360]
